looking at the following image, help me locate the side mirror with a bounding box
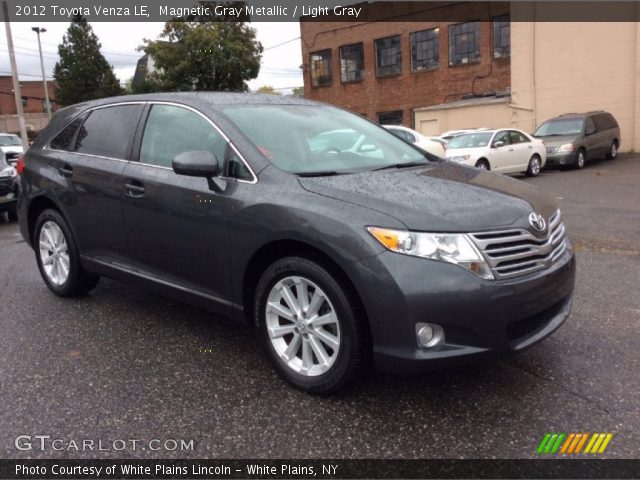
[172,151,220,177]
[492,140,505,148]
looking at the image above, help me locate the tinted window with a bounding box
[509,131,529,144]
[50,116,85,151]
[375,35,402,77]
[140,105,227,169]
[75,105,142,158]
[593,113,617,131]
[411,28,439,71]
[449,21,480,66]
[585,117,596,135]
[227,147,253,181]
[493,131,510,146]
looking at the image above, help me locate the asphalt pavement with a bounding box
[1,154,638,459]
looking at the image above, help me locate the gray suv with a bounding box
[534,111,620,169]
[18,93,576,393]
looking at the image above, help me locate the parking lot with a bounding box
[1,154,638,459]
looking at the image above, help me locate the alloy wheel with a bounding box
[577,151,585,168]
[611,143,617,159]
[39,221,70,286]
[530,157,541,175]
[265,276,341,376]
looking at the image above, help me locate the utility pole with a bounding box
[32,27,51,120]
[2,1,29,149]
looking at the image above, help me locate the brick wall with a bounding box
[300,2,510,127]
[0,76,56,116]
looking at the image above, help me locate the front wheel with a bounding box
[255,257,367,394]
[34,209,99,297]
[475,159,490,171]
[574,149,586,169]
[526,155,542,177]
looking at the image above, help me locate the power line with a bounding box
[0,70,54,80]
[264,36,300,50]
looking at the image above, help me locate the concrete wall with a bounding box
[510,3,640,151]
[414,99,514,135]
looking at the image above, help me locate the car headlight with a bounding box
[367,227,494,279]
[557,143,574,153]
[447,155,471,163]
[0,166,17,178]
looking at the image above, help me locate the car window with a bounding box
[140,104,227,169]
[593,113,616,132]
[0,134,21,146]
[222,105,426,174]
[493,131,510,146]
[509,131,529,144]
[49,116,85,151]
[585,117,597,135]
[534,118,584,136]
[227,147,253,181]
[75,105,142,158]
[447,132,493,148]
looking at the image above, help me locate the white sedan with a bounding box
[445,129,546,176]
[383,125,445,157]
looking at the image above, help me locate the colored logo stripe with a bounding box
[537,433,613,455]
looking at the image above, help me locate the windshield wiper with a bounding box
[373,161,430,172]
[296,170,343,177]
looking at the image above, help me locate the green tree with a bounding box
[53,15,123,105]
[256,85,280,95]
[141,3,263,92]
[291,86,304,97]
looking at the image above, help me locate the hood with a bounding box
[534,134,579,147]
[0,145,24,154]
[298,162,557,232]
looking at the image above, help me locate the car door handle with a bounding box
[124,180,145,198]
[58,164,73,178]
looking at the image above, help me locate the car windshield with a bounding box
[221,105,427,174]
[0,135,21,146]
[534,118,584,136]
[447,132,493,149]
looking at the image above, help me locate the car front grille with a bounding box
[470,210,567,280]
[546,146,558,154]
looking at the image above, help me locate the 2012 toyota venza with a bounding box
[18,93,576,393]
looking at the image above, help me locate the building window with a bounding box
[493,14,510,58]
[378,110,403,125]
[310,49,332,87]
[21,97,28,107]
[375,35,402,77]
[410,28,439,71]
[449,21,480,66]
[340,43,365,83]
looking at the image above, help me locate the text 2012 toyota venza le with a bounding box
[18,93,576,393]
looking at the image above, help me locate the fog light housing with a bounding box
[415,323,444,348]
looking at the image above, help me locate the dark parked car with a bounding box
[0,154,18,221]
[534,111,620,169]
[18,94,576,393]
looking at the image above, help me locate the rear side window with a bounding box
[139,104,227,169]
[49,116,85,151]
[75,105,143,158]
[509,130,529,144]
[593,113,617,131]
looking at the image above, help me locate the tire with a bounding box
[255,256,367,394]
[526,154,542,177]
[574,149,586,169]
[475,159,490,171]
[7,207,18,222]
[34,209,99,297]
[606,141,618,160]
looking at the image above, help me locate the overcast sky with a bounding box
[0,22,303,93]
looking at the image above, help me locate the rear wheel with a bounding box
[34,209,99,297]
[526,155,542,177]
[606,141,618,160]
[255,256,367,394]
[574,149,586,169]
[475,159,490,171]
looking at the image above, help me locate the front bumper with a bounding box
[0,177,18,213]
[545,151,577,167]
[346,244,576,374]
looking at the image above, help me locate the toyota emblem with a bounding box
[529,212,547,232]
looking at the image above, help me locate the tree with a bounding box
[53,15,123,105]
[141,3,263,92]
[256,85,280,95]
[291,86,304,97]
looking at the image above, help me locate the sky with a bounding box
[0,21,303,93]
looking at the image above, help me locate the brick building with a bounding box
[299,2,511,127]
[0,76,57,134]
